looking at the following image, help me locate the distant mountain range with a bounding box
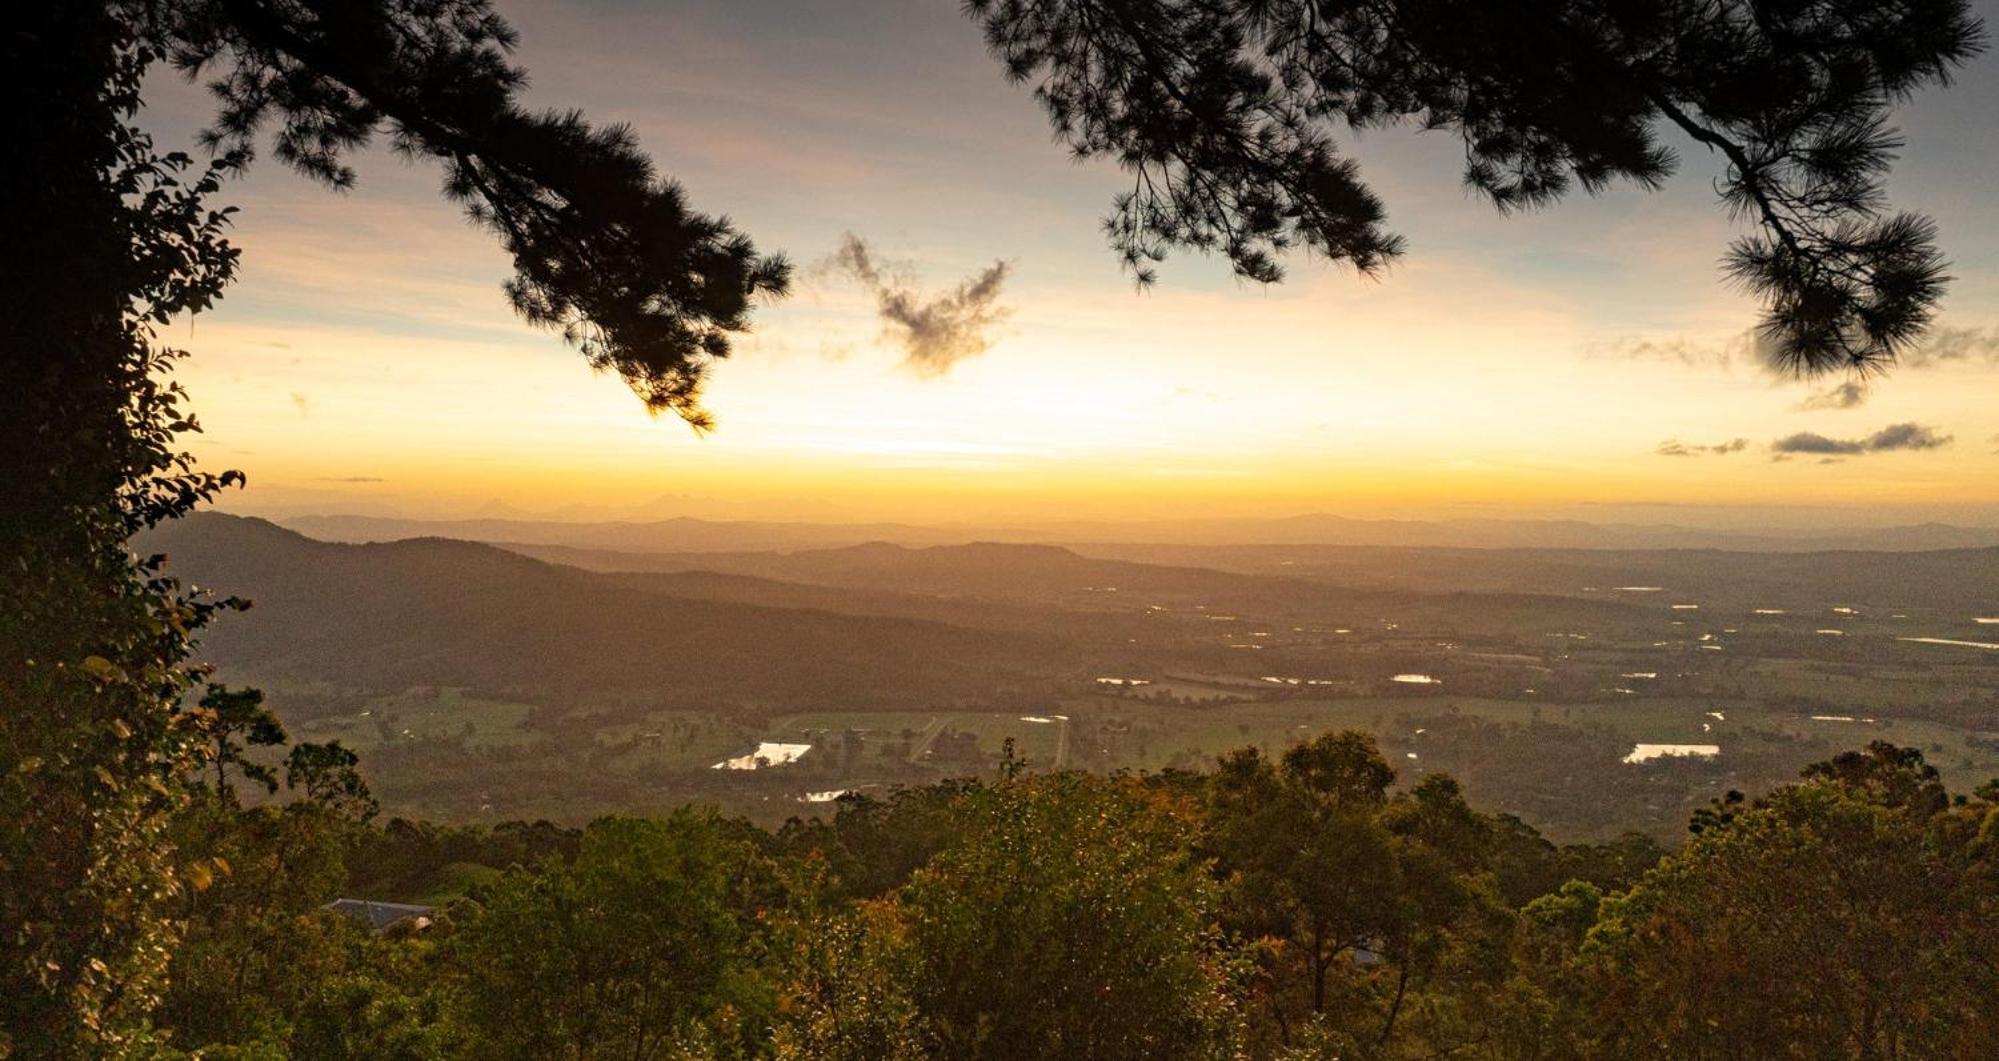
[145,513,1999,722]
[141,514,1674,708]
[275,511,1999,554]
[139,514,1080,708]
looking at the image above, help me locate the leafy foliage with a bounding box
[1,9,247,1051]
[80,730,1999,1059]
[891,773,1247,1059]
[1578,769,1999,1056]
[450,812,778,1059]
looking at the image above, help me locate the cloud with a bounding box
[1771,433,1861,455]
[314,476,386,484]
[1770,422,1954,457]
[831,234,1012,377]
[1864,422,1955,451]
[1901,326,1999,369]
[1656,437,1750,457]
[1595,324,1999,378]
[290,391,311,417]
[1797,380,1867,410]
[1590,335,1741,370]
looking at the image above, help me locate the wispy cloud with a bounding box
[1797,380,1868,410]
[1770,422,1953,458]
[1656,437,1750,457]
[1901,326,1999,369]
[831,234,1012,377]
[290,391,311,417]
[314,476,387,483]
[1590,335,1742,370]
[1597,324,1999,379]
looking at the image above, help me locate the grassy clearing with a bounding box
[293,687,539,751]
[595,711,757,770]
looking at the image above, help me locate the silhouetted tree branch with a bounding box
[152,0,791,426]
[967,0,1984,377]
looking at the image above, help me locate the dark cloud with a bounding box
[1770,422,1953,457]
[1772,433,1862,455]
[832,234,1012,377]
[1656,438,1750,457]
[1866,422,1954,451]
[315,476,386,484]
[1797,380,1867,410]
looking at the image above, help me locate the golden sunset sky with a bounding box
[148,0,1999,526]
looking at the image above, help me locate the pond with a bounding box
[1623,743,1719,764]
[712,741,812,771]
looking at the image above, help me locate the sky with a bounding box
[147,0,1999,527]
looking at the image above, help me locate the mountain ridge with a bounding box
[272,510,1999,554]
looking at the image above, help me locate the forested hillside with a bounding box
[145,722,1999,1059]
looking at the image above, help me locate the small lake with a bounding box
[1623,743,1719,764]
[712,741,812,771]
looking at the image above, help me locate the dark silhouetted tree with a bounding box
[2,2,785,1049]
[2,10,248,1051]
[966,0,1984,376]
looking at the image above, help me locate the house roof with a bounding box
[325,898,435,931]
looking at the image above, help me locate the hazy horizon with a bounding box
[211,486,1999,534]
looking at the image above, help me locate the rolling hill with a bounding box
[140,514,1082,709]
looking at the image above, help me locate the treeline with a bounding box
[88,724,1999,1059]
